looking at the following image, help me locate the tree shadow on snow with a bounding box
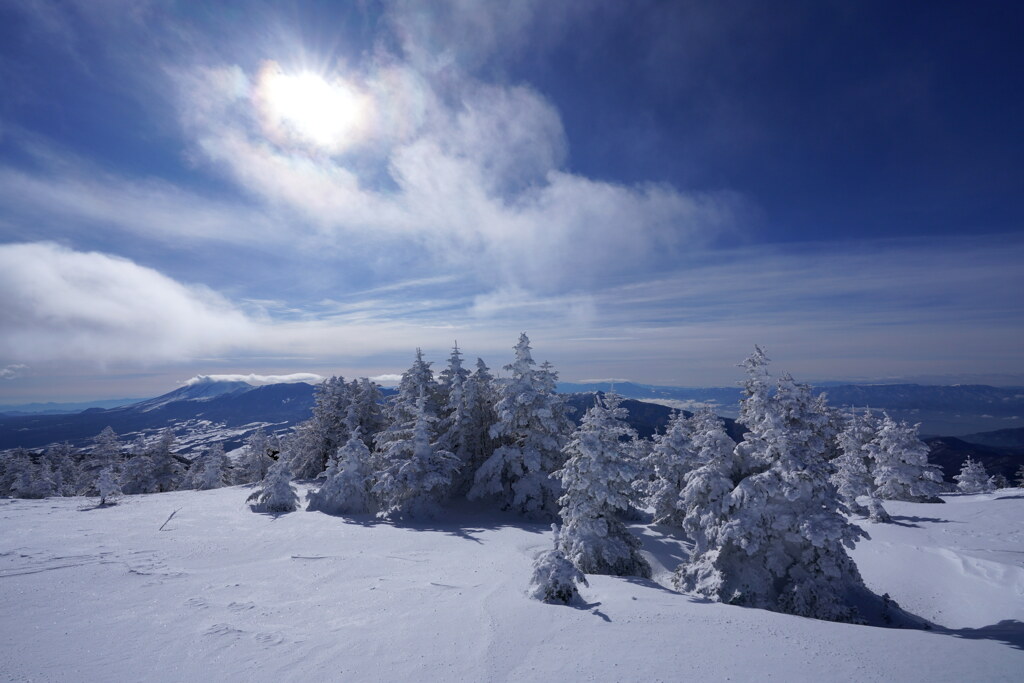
[993,495,1024,501]
[888,514,960,526]
[940,620,1024,651]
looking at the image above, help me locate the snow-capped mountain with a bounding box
[0,380,317,451]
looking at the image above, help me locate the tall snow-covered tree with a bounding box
[374,350,442,458]
[469,334,573,517]
[185,443,231,490]
[676,352,868,623]
[119,438,156,495]
[43,442,80,496]
[4,449,55,499]
[647,410,699,526]
[374,395,460,519]
[437,343,476,494]
[867,414,945,503]
[83,426,123,493]
[954,457,993,494]
[556,392,650,577]
[459,358,499,494]
[1016,464,1024,487]
[148,429,181,492]
[831,409,890,522]
[307,429,376,515]
[292,376,353,479]
[248,453,298,513]
[96,465,121,506]
[675,408,744,577]
[345,378,387,447]
[240,427,276,484]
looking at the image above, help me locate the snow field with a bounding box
[1,486,1022,681]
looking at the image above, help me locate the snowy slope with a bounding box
[1,489,1021,681]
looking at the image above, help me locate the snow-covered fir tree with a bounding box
[676,351,868,623]
[83,426,122,493]
[292,376,353,479]
[43,442,80,496]
[119,438,156,495]
[307,429,376,515]
[4,448,55,499]
[185,443,231,490]
[374,395,460,519]
[470,334,573,517]
[529,525,589,605]
[375,350,441,459]
[954,457,994,494]
[556,391,651,577]
[344,378,387,448]
[95,465,121,506]
[248,453,299,513]
[647,410,699,526]
[675,409,745,583]
[867,414,945,503]
[148,429,181,492]
[831,409,890,522]
[459,358,499,493]
[436,343,476,495]
[240,427,276,484]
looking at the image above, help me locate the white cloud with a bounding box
[369,374,403,385]
[0,364,28,380]
[184,373,322,386]
[0,242,256,365]
[171,40,740,292]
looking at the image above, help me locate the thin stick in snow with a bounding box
[158,508,181,531]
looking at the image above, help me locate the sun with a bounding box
[255,62,367,153]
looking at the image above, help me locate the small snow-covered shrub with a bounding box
[529,525,588,605]
[248,456,298,513]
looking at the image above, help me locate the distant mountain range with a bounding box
[558,381,1024,436]
[2,379,1023,481]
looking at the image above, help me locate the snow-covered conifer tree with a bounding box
[954,457,994,494]
[374,395,460,519]
[185,443,231,490]
[345,378,386,447]
[647,410,699,526]
[867,414,945,503]
[556,392,650,577]
[148,429,181,492]
[307,429,376,515]
[43,442,80,496]
[831,409,890,522]
[375,351,441,457]
[247,453,298,513]
[469,334,573,517]
[240,427,275,484]
[119,438,156,495]
[4,449,55,499]
[676,352,868,623]
[529,525,589,605]
[96,465,121,506]
[437,343,476,494]
[292,376,353,478]
[460,358,498,493]
[83,427,122,493]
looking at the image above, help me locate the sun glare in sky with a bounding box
[256,62,366,153]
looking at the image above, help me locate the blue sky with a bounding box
[1,0,1022,402]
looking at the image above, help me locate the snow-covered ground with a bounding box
[1,488,1021,681]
